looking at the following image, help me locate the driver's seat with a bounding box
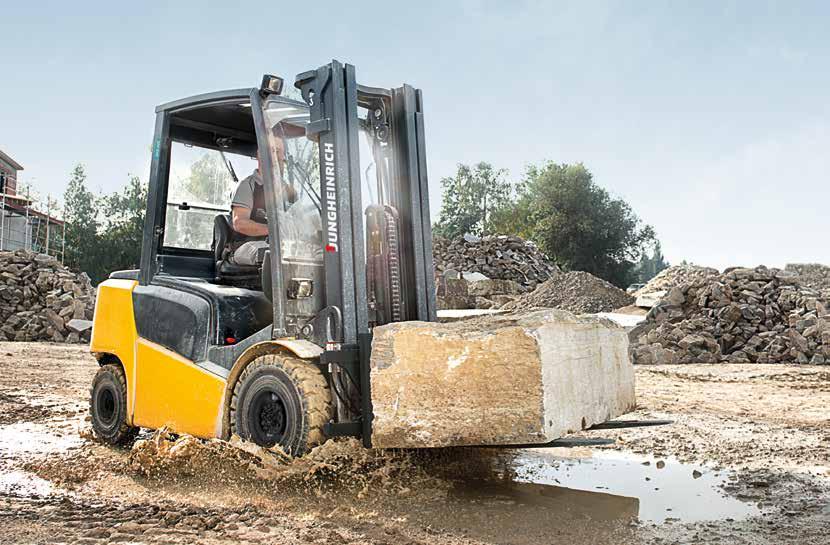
[212,214,262,289]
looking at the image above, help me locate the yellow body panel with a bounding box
[133,339,226,438]
[90,278,229,438]
[89,278,313,440]
[90,279,139,419]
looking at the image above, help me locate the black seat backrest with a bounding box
[212,214,233,262]
[212,214,261,289]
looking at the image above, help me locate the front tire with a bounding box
[90,364,138,446]
[230,354,331,456]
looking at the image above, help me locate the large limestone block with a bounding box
[369,309,635,448]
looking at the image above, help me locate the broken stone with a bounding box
[460,272,488,282]
[44,308,66,332]
[444,278,470,297]
[66,319,94,334]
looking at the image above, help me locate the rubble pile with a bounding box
[786,263,830,299]
[433,235,560,292]
[630,266,830,365]
[635,265,720,296]
[503,271,634,314]
[0,250,95,343]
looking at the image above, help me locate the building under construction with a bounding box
[0,149,64,261]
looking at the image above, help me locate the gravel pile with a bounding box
[0,250,95,343]
[786,263,830,299]
[433,235,560,292]
[635,265,720,295]
[630,266,830,364]
[502,271,634,314]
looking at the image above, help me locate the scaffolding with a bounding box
[0,182,65,263]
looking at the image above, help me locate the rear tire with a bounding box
[90,364,138,446]
[230,353,331,456]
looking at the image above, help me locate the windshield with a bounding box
[262,98,323,263]
[164,143,257,250]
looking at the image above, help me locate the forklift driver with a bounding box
[229,138,297,266]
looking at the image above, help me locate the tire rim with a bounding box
[250,389,287,446]
[96,386,117,427]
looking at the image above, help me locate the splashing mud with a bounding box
[125,429,499,498]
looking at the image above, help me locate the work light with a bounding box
[260,74,284,96]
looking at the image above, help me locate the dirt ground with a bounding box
[1,342,828,545]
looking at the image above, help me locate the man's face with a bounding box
[273,137,286,174]
[256,137,286,176]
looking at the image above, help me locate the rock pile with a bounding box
[630,266,830,364]
[433,235,560,292]
[786,263,830,299]
[635,265,720,296]
[0,250,95,343]
[503,271,634,314]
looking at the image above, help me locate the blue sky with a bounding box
[1,1,827,269]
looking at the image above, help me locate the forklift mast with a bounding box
[295,61,437,341]
[294,61,437,443]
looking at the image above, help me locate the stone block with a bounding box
[467,278,521,297]
[369,309,635,448]
[44,308,66,332]
[436,295,474,310]
[635,290,666,309]
[445,278,470,297]
[66,319,94,334]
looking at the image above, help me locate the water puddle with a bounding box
[402,475,638,545]
[401,448,759,545]
[0,422,83,458]
[512,449,761,523]
[0,422,83,501]
[0,469,55,497]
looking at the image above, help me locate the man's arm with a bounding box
[232,205,269,237]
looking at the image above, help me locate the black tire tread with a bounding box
[89,363,139,447]
[230,353,331,455]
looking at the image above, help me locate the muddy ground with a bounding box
[0,342,828,545]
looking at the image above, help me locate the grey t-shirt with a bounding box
[231,170,262,209]
[231,170,266,223]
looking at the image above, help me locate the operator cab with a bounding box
[123,87,327,356]
[158,95,321,288]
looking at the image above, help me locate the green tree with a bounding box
[502,162,655,288]
[96,175,148,280]
[434,162,511,238]
[183,152,231,205]
[63,168,148,284]
[635,241,670,283]
[63,164,99,274]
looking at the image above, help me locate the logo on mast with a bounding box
[323,142,338,253]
